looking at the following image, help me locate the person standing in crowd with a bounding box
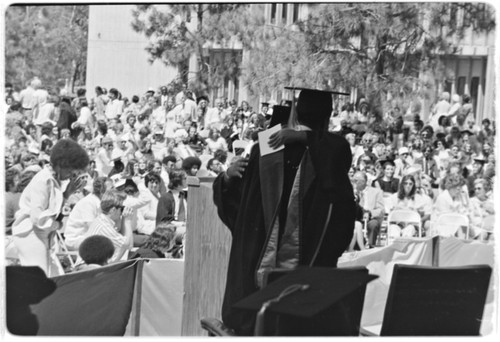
[213,88,356,335]
[19,77,41,122]
[104,88,123,121]
[92,86,108,121]
[11,139,90,276]
[159,85,170,107]
[56,96,77,139]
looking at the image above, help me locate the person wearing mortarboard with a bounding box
[213,87,355,335]
[465,154,487,198]
[259,102,269,117]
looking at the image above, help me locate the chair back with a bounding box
[434,213,470,238]
[380,264,492,336]
[387,209,422,238]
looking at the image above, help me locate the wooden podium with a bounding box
[181,177,232,336]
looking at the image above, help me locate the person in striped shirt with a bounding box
[85,189,133,262]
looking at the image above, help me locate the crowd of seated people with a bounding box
[4,78,495,271]
[4,78,273,273]
[341,92,495,250]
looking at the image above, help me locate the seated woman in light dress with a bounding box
[205,127,228,154]
[386,175,431,239]
[470,178,495,240]
[431,173,472,238]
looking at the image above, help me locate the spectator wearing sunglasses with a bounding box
[84,189,133,263]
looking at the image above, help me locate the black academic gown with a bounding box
[213,131,356,335]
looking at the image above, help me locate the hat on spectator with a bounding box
[473,155,487,164]
[154,127,164,135]
[110,173,126,188]
[398,147,410,155]
[102,136,113,145]
[146,87,155,95]
[461,129,474,136]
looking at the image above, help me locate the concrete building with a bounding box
[85,5,178,100]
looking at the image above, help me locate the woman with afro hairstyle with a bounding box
[12,138,90,276]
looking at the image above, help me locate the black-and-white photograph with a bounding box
[1,1,497,338]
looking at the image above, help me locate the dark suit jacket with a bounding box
[156,191,175,225]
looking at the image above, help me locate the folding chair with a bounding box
[479,215,495,241]
[361,264,492,336]
[54,231,79,272]
[386,209,422,243]
[434,213,470,239]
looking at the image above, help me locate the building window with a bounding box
[463,4,472,27]
[282,3,288,24]
[209,49,242,103]
[457,76,466,95]
[293,3,300,23]
[271,3,277,24]
[470,76,480,115]
[444,80,453,94]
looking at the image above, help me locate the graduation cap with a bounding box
[461,129,474,136]
[261,102,270,107]
[233,267,377,336]
[285,87,350,131]
[269,105,291,128]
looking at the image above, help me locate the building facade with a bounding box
[86,3,495,121]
